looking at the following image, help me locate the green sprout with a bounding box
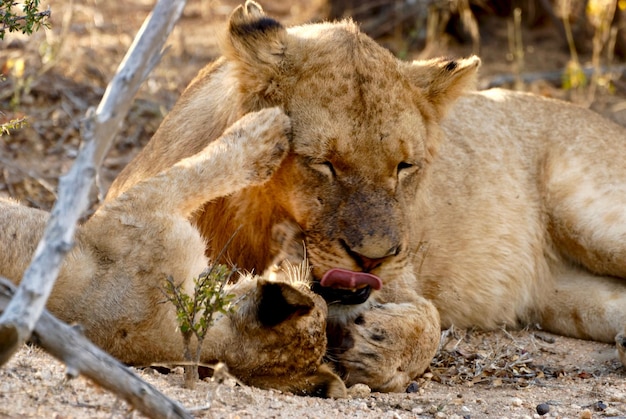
[163,263,237,389]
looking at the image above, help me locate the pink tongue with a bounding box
[320,268,383,290]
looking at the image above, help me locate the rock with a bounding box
[536,403,550,415]
[511,397,523,407]
[406,381,419,393]
[592,401,607,411]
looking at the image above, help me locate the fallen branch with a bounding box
[0,278,192,419]
[0,0,188,365]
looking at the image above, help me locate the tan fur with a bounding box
[0,107,347,398]
[111,1,626,391]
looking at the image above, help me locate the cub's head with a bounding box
[223,1,479,310]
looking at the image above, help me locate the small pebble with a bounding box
[592,400,607,411]
[511,397,523,407]
[580,409,592,419]
[536,403,550,416]
[406,381,419,393]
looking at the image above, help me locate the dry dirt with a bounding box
[2,329,625,418]
[1,1,626,418]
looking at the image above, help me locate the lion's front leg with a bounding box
[327,298,440,393]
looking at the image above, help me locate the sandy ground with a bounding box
[1,329,625,418]
[2,1,626,418]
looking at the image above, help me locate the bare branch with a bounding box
[0,0,188,367]
[0,278,193,419]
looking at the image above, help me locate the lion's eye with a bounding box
[397,161,419,178]
[310,161,336,178]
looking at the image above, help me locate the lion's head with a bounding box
[216,1,480,310]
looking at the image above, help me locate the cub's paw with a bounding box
[327,300,440,392]
[617,333,626,368]
[224,107,291,184]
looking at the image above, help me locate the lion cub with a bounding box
[0,108,346,397]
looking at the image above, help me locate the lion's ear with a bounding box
[404,56,480,120]
[223,1,288,110]
[256,279,314,327]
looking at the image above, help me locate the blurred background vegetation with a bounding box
[1,0,625,210]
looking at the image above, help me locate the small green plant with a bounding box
[0,0,50,40]
[163,263,237,389]
[0,112,27,136]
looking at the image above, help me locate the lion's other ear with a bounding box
[256,279,314,327]
[404,56,480,120]
[223,1,288,109]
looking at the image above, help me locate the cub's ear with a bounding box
[256,279,314,327]
[223,1,288,110]
[403,56,480,120]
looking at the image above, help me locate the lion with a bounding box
[105,0,626,391]
[0,108,348,397]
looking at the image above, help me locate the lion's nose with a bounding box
[340,240,400,272]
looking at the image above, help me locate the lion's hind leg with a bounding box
[539,268,626,368]
[538,268,626,342]
[537,267,626,371]
[542,124,626,367]
[542,119,626,280]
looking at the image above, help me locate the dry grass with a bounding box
[427,326,619,389]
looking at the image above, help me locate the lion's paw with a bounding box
[617,333,626,368]
[224,107,291,185]
[327,300,440,392]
